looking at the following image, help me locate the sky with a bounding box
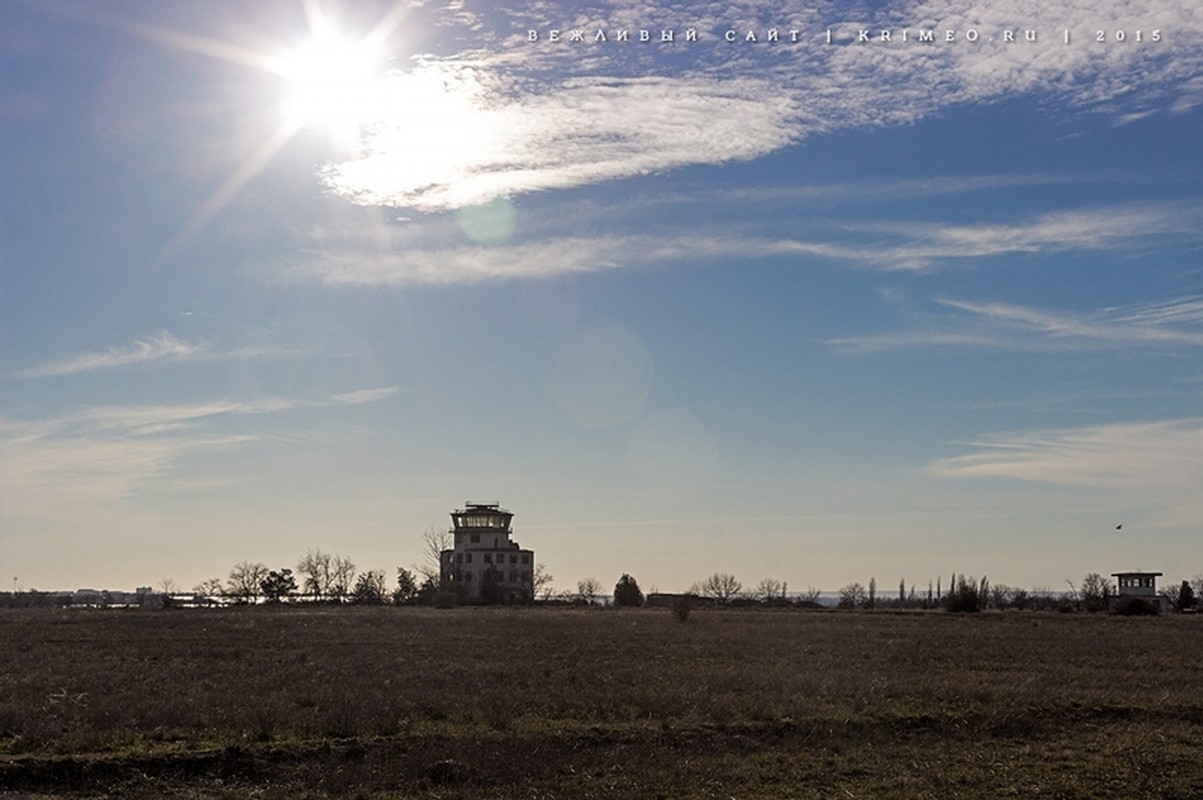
[2,0,1202,597]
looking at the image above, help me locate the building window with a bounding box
[509,554,517,564]
[466,553,473,563]
[484,553,492,563]
[466,572,472,581]
[521,554,530,564]
[470,533,480,543]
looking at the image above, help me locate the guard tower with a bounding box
[1112,571,1162,598]
[1111,571,1168,612]
[441,502,534,603]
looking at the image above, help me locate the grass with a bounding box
[1,606,1201,797]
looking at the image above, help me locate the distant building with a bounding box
[1111,571,1168,612]
[441,502,534,603]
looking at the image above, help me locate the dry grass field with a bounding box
[1,605,1201,798]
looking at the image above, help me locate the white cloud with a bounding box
[0,387,401,513]
[319,67,797,212]
[930,418,1203,490]
[310,0,1203,213]
[285,200,1202,286]
[13,331,205,378]
[831,294,1203,353]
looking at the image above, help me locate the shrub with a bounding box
[671,595,691,622]
[1114,596,1159,616]
[432,589,459,609]
[944,575,984,613]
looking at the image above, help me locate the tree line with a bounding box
[189,548,439,606]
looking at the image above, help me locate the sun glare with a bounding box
[277,30,384,138]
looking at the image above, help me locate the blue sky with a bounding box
[2,0,1202,596]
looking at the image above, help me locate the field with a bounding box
[1,606,1201,799]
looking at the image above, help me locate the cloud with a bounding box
[0,387,401,512]
[13,331,206,378]
[9,332,306,380]
[831,294,1203,353]
[318,67,797,212]
[929,418,1203,493]
[285,200,1202,286]
[310,0,1203,213]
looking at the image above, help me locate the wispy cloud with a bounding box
[0,387,401,510]
[311,0,1203,212]
[13,331,205,378]
[10,331,303,379]
[832,295,1203,354]
[284,201,1202,286]
[930,418,1203,493]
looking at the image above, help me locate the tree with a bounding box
[418,525,451,583]
[838,582,866,609]
[533,563,555,601]
[1168,580,1197,613]
[351,570,387,604]
[1080,572,1113,613]
[613,574,645,607]
[944,575,985,613]
[755,578,785,603]
[158,578,178,596]
[296,549,333,601]
[577,577,603,605]
[699,572,742,604]
[799,586,823,605]
[867,577,877,609]
[415,574,440,605]
[194,578,224,603]
[226,561,268,604]
[259,569,297,602]
[990,583,1013,610]
[329,555,357,602]
[393,567,419,605]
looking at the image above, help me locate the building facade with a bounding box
[440,502,534,603]
[1111,571,1168,612]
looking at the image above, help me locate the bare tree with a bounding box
[297,549,332,600]
[990,583,1013,610]
[226,561,269,604]
[1080,572,1113,613]
[329,555,358,602]
[194,578,224,600]
[755,577,785,602]
[799,586,823,604]
[577,576,602,605]
[700,572,742,604]
[838,582,867,609]
[158,577,179,596]
[533,563,555,601]
[418,525,451,582]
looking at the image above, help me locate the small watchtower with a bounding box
[440,502,534,603]
[1111,571,1162,598]
[1111,571,1168,613]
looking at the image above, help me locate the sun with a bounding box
[276,28,385,139]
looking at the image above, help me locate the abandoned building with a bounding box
[1111,571,1168,612]
[440,502,534,603]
